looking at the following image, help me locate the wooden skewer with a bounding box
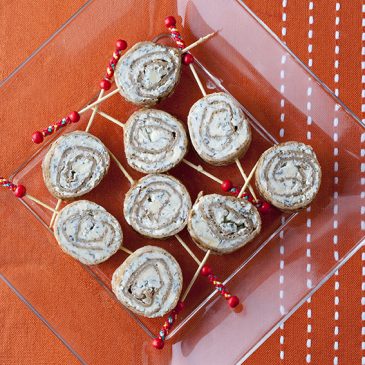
[49,199,62,228]
[189,64,207,96]
[181,250,211,302]
[182,159,223,184]
[96,110,125,129]
[120,246,133,255]
[78,88,120,115]
[181,32,216,53]
[107,149,135,185]
[235,159,258,201]
[26,195,58,213]
[187,47,256,202]
[175,234,200,265]
[85,89,105,132]
[237,161,259,199]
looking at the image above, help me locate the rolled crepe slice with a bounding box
[112,246,183,318]
[123,174,191,239]
[54,200,123,265]
[124,109,187,173]
[114,41,181,106]
[42,131,110,199]
[188,194,261,254]
[255,141,322,212]
[188,92,251,165]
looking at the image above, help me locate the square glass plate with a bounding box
[1,0,364,364]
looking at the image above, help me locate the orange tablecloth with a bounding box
[0,1,364,364]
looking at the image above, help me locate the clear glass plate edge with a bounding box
[236,236,365,364]
[1,0,365,363]
[235,0,365,130]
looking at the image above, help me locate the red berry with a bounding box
[175,301,184,313]
[32,131,43,144]
[259,202,271,214]
[152,337,164,349]
[165,16,176,28]
[228,296,240,308]
[100,79,112,90]
[201,265,213,276]
[182,53,194,65]
[68,111,80,123]
[14,184,26,198]
[221,179,233,192]
[115,39,127,51]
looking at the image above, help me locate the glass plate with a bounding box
[1,0,364,364]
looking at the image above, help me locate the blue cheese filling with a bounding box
[124,174,191,238]
[54,200,122,265]
[124,109,187,173]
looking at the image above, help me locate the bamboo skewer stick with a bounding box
[181,250,211,302]
[78,88,120,115]
[79,35,214,117]
[27,195,58,213]
[85,89,105,132]
[49,199,62,228]
[120,246,133,255]
[107,149,135,185]
[175,234,200,265]
[235,159,258,201]
[96,110,125,129]
[237,161,259,199]
[181,32,216,53]
[182,159,223,184]
[185,35,257,203]
[189,64,207,96]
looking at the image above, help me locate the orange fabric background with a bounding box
[0,1,364,364]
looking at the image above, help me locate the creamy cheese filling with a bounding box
[114,42,181,105]
[54,200,122,265]
[124,109,187,173]
[112,246,182,318]
[256,142,321,208]
[43,132,110,199]
[188,92,251,163]
[189,194,261,253]
[124,174,191,238]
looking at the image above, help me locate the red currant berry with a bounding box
[228,296,240,308]
[152,337,164,349]
[165,16,176,28]
[32,131,43,144]
[14,184,26,198]
[182,53,194,65]
[259,202,271,214]
[115,39,127,51]
[221,180,233,192]
[100,79,112,90]
[201,265,213,276]
[175,301,184,313]
[68,111,80,123]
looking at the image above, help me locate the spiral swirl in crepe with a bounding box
[124,109,187,173]
[54,200,122,265]
[114,41,181,106]
[188,92,251,165]
[255,142,321,211]
[188,194,261,254]
[124,174,191,239]
[112,246,183,318]
[42,131,110,199]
